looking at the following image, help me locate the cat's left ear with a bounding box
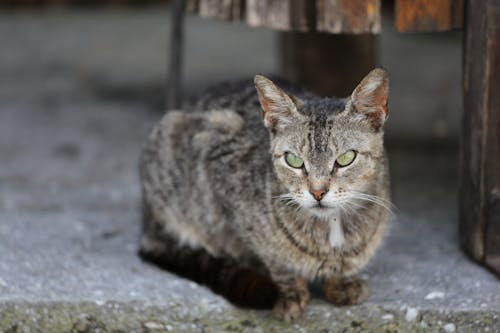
[349,68,389,131]
[254,75,304,133]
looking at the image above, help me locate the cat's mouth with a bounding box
[314,202,330,208]
[308,204,337,218]
[310,203,334,211]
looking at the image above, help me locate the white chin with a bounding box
[308,206,336,218]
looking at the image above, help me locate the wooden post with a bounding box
[460,0,500,276]
[167,0,185,109]
[280,33,376,98]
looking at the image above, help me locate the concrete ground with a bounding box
[0,7,499,333]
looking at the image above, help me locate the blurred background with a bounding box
[0,0,461,145]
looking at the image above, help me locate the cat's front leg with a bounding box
[270,270,310,322]
[323,275,369,306]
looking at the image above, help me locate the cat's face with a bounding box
[255,69,389,219]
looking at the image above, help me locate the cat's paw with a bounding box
[323,276,369,306]
[272,278,310,322]
[273,297,304,322]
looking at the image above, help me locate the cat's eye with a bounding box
[335,150,357,167]
[285,152,304,169]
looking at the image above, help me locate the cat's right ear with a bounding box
[254,75,303,133]
[349,68,389,131]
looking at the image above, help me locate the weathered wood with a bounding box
[460,0,500,276]
[316,0,381,33]
[189,0,382,33]
[246,0,313,31]
[196,0,243,21]
[395,0,464,32]
[245,0,380,33]
[280,32,376,97]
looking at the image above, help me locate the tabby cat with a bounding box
[139,68,391,321]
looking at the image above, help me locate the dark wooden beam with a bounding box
[280,33,376,97]
[460,0,500,276]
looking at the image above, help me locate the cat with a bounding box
[138,68,391,321]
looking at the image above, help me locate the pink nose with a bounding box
[310,189,327,201]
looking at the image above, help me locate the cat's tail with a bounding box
[138,234,278,309]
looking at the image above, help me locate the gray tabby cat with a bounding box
[139,68,391,321]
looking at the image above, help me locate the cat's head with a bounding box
[254,69,389,219]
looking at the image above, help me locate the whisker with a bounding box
[346,191,396,215]
[350,191,395,206]
[273,193,306,212]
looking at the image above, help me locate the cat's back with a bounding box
[189,78,261,113]
[141,108,247,184]
[188,77,306,118]
[140,82,272,254]
[143,78,280,176]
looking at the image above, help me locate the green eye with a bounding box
[336,150,356,167]
[285,152,304,169]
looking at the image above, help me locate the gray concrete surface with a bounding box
[0,7,498,333]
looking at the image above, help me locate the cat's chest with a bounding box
[269,211,346,256]
[327,212,345,248]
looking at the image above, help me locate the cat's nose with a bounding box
[310,189,327,201]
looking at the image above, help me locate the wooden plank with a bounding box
[246,0,313,31]
[460,0,500,276]
[190,0,382,33]
[316,0,381,33]
[197,0,244,21]
[395,0,464,32]
[280,33,376,97]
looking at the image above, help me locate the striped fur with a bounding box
[139,69,391,321]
